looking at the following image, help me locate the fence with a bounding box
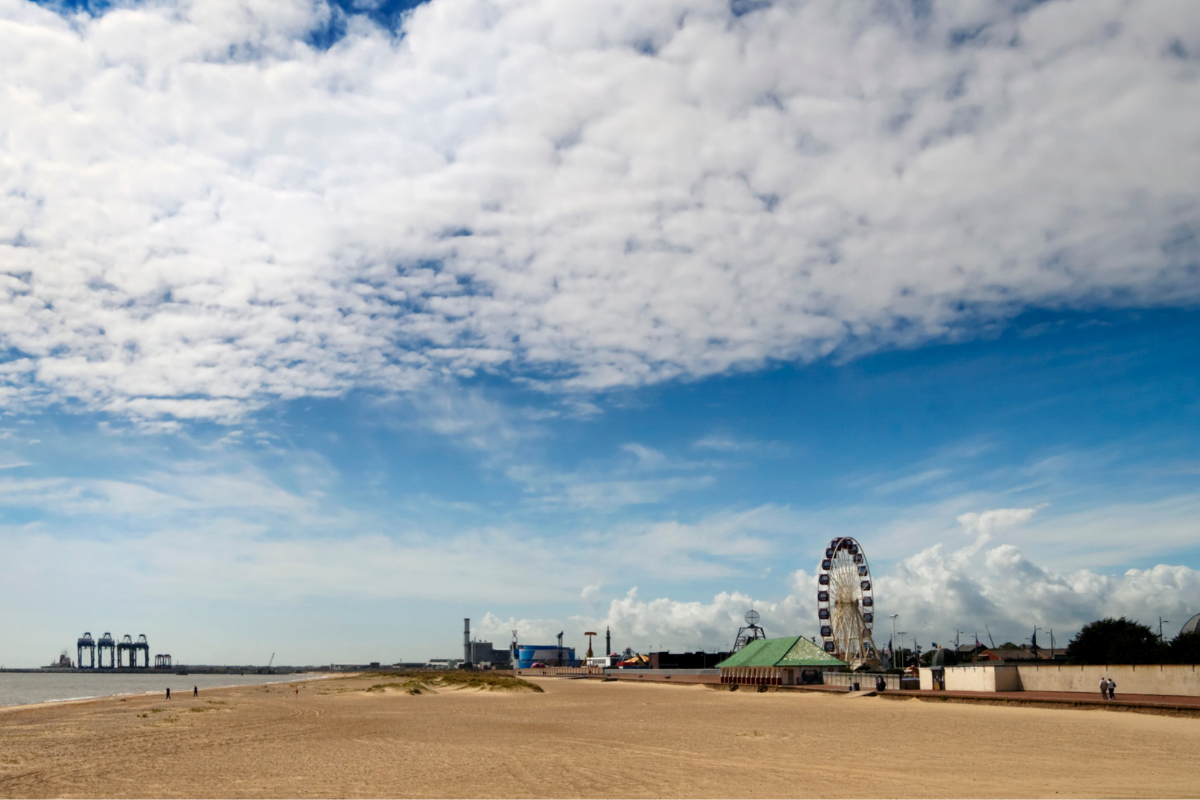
[517,666,604,677]
[821,671,904,690]
[604,668,720,676]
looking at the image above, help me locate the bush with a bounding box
[1065,618,1165,665]
[1167,631,1200,664]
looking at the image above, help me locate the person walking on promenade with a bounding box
[193,686,198,698]
[1099,676,1108,699]
[166,687,171,700]
[1107,678,1116,701]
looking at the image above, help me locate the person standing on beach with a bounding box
[166,687,171,700]
[193,686,198,697]
[1099,676,1108,699]
[1107,678,1116,700]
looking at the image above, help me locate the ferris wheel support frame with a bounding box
[816,536,880,669]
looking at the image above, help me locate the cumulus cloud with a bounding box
[470,507,1200,652]
[3,457,1198,648]
[0,0,1196,421]
[880,508,1200,644]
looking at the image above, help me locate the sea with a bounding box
[0,672,306,708]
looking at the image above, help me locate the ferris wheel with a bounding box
[817,536,881,670]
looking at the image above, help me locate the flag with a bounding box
[887,636,893,657]
[1031,629,1039,655]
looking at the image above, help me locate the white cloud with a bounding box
[874,468,951,495]
[3,460,1198,651]
[469,506,1200,653]
[0,0,1196,421]
[621,443,666,471]
[569,586,812,653]
[580,582,602,607]
[879,508,1200,644]
[542,536,1200,652]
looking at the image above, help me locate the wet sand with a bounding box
[1,674,1197,798]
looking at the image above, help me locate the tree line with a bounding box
[1065,617,1200,665]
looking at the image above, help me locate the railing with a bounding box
[517,667,721,677]
[517,666,604,676]
[821,671,905,690]
[603,668,721,676]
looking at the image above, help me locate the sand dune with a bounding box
[1,674,1197,798]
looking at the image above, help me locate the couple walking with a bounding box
[1099,677,1117,700]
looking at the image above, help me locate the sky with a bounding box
[0,0,1198,666]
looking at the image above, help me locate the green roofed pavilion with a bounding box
[716,636,846,686]
[717,636,846,669]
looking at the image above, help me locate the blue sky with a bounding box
[0,0,1198,665]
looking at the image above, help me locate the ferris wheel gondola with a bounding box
[817,536,881,670]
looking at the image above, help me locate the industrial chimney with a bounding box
[463,618,471,665]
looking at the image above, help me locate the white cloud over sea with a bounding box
[1,0,1198,422]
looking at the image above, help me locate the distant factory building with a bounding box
[717,636,846,686]
[467,640,511,669]
[517,645,578,668]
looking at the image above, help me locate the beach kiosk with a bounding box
[716,636,847,686]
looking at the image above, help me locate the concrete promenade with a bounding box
[872,687,1200,714]
[529,670,1200,716]
[752,682,1200,715]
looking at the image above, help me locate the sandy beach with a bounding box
[1,673,1198,798]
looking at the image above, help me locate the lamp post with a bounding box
[1158,618,1169,644]
[889,615,900,668]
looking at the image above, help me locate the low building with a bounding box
[516,645,578,668]
[649,651,730,669]
[977,646,1067,662]
[716,636,846,685]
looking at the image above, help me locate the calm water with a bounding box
[0,672,312,708]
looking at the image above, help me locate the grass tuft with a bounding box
[363,671,544,695]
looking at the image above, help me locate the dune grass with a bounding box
[364,671,544,695]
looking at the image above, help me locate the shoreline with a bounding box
[0,673,337,714]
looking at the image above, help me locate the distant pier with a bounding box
[4,631,315,675]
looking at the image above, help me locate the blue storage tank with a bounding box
[517,645,578,668]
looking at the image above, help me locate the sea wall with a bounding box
[1014,664,1200,697]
